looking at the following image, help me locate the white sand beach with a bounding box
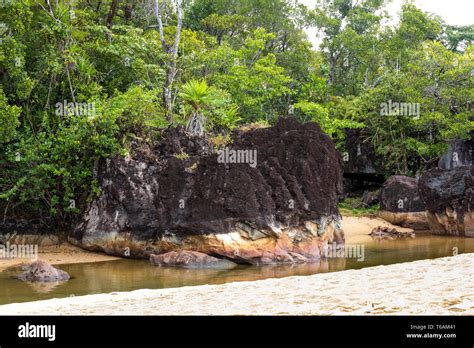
[0,253,472,315]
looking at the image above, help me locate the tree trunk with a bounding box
[329,54,337,85]
[154,0,183,123]
[124,1,134,21]
[106,0,119,29]
[163,70,175,121]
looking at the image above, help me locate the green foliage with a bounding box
[311,0,472,175]
[0,112,118,224]
[349,41,473,174]
[210,29,293,123]
[339,197,380,217]
[179,79,215,111]
[103,86,167,141]
[339,205,380,217]
[174,152,190,160]
[0,0,472,227]
[294,100,363,147]
[444,24,474,52]
[312,0,388,96]
[0,88,21,143]
[178,79,241,131]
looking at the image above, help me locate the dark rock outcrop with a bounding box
[361,189,380,207]
[438,135,473,170]
[18,260,70,282]
[344,129,380,176]
[380,176,425,212]
[150,251,237,268]
[342,129,385,194]
[378,175,428,230]
[0,219,59,246]
[419,166,473,236]
[71,118,345,264]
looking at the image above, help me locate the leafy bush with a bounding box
[339,197,380,217]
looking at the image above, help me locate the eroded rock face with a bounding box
[419,166,474,237]
[378,175,428,230]
[150,251,237,268]
[71,117,345,264]
[18,260,70,282]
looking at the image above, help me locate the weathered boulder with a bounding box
[150,251,236,268]
[378,175,428,230]
[18,260,70,282]
[71,117,345,264]
[419,166,474,237]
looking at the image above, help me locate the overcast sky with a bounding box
[299,0,474,48]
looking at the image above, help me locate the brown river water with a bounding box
[1,234,473,305]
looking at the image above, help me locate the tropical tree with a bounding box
[179,79,213,135]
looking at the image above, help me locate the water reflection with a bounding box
[0,234,473,305]
[25,280,68,294]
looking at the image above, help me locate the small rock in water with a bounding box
[369,226,415,240]
[150,250,237,269]
[18,260,70,282]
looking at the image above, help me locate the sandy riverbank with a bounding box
[0,253,472,315]
[0,243,119,272]
[342,215,414,244]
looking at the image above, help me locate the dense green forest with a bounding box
[0,0,473,227]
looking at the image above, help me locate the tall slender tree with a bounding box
[153,0,183,123]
